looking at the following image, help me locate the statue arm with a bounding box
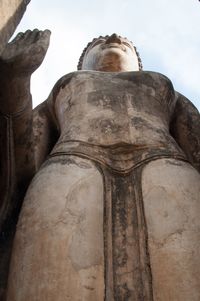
[0,29,50,228]
[33,72,76,170]
[170,92,200,172]
[33,100,59,171]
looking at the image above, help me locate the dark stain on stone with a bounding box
[87,91,127,114]
[165,159,184,167]
[42,156,78,167]
[115,283,131,301]
[84,285,95,291]
[131,117,149,129]
[42,155,92,171]
[77,161,92,169]
[90,118,123,134]
[170,94,200,172]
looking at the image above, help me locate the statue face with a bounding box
[81,34,140,72]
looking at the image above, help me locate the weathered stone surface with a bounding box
[0,0,30,54]
[0,2,31,299]
[1,33,200,300]
[7,156,104,301]
[0,23,51,301]
[7,67,200,300]
[142,158,200,300]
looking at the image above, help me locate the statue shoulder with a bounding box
[52,71,78,94]
[174,91,199,112]
[48,70,96,97]
[143,70,174,87]
[46,71,77,105]
[118,70,174,90]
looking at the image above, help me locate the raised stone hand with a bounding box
[0,29,51,75]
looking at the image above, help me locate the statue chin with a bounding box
[82,44,139,72]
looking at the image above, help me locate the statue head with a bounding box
[78,33,143,72]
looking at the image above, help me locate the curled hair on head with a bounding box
[77,35,143,71]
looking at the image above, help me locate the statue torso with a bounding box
[49,71,179,150]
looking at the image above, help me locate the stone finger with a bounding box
[10,32,24,43]
[39,29,51,45]
[29,28,40,43]
[24,29,32,40]
[39,29,51,39]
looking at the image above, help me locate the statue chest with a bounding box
[54,71,175,124]
[53,71,176,146]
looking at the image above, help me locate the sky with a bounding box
[13,0,200,111]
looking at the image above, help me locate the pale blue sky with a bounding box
[15,0,200,110]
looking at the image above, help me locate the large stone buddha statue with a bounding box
[0,31,200,300]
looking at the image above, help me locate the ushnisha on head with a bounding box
[78,33,143,72]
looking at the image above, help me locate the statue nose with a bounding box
[105,33,122,44]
